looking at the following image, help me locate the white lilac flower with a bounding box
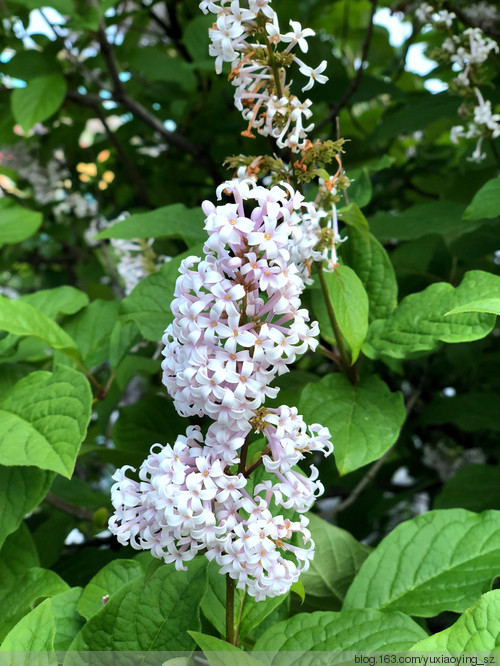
[161,179,322,427]
[200,0,328,151]
[109,417,332,598]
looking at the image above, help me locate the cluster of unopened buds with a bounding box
[416,3,500,162]
[200,0,328,151]
[109,177,333,599]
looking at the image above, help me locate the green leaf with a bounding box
[341,229,398,321]
[22,286,89,318]
[70,558,208,650]
[366,270,500,360]
[337,203,369,241]
[112,395,185,466]
[11,73,67,132]
[50,587,85,651]
[411,591,500,651]
[0,466,53,548]
[109,318,141,368]
[64,300,120,368]
[369,201,466,242]
[347,169,372,208]
[463,178,500,221]
[0,566,69,640]
[300,513,370,610]
[95,204,205,247]
[434,465,500,512]
[0,366,92,478]
[77,559,145,620]
[312,266,369,362]
[299,375,405,475]
[0,198,42,247]
[253,609,427,653]
[120,246,203,341]
[290,580,305,603]
[128,49,197,91]
[343,509,500,616]
[445,297,500,316]
[0,598,56,654]
[189,633,263,666]
[12,0,74,13]
[0,296,81,359]
[421,392,500,432]
[0,524,40,614]
[371,92,459,141]
[182,15,212,62]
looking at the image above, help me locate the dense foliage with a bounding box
[1,0,500,657]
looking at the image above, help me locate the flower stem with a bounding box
[237,433,251,474]
[226,574,235,644]
[316,261,357,384]
[233,587,246,645]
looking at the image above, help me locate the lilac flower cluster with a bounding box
[109,178,333,600]
[416,3,500,162]
[200,0,328,151]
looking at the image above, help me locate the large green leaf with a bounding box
[312,266,369,362]
[421,392,500,432]
[463,178,500,221]
[0,598,56,654]
[411,591,500,650]
[300,513,371,611]
[95,204,205,247]
[299,375,405,475]
[0,198,42,247]
[366,271,500,360]
[128,49,197,91]
[253,609,427,657]
[343,509,500,616]
[0,523,39,590]
[70,558,208,650]
[0,296,81,359]
[50,588,85,651]
[11,73,67,132]
[77,559,145,620]
[341,228,398,321]
[434,465,500,512]
[0,366,92,477]
[22,286,89,318]
[369,201,466,241]
[0,466,53,548]
[337,203,369,241]
[0,566,68,640]
[64,299,120,368]
[112,395,186,466]
[120,246,203,341]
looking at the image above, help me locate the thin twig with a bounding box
[45,492,95,522]
[226,574,235,644]
[315,0,378,133]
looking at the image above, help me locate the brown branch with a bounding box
[45,492,95,522]
[315,0,378,133]
[88,0,220,183]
